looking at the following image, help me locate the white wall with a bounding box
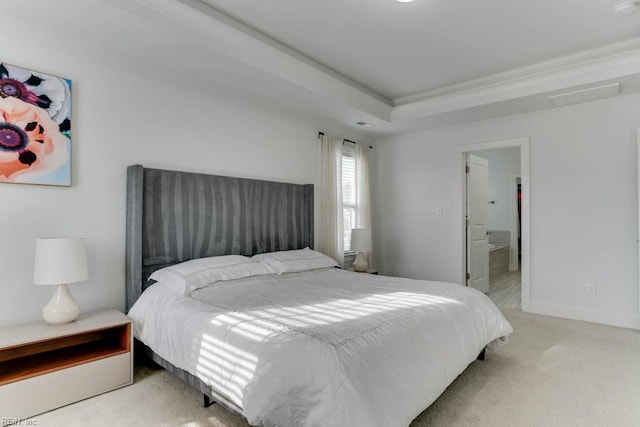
[471,148,520,231]
[374,94,639,328]
[0,3,367,327]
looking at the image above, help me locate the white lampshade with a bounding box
[34,238,88,285]
[34,237,88,325]
[350,228,372,253]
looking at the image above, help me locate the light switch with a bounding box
[435,205,442,215]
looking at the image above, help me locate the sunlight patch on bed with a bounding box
[194,292,463,406]
[210,292,461,343]
[195,333,259,407]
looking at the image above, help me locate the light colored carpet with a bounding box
[34,309,640,427]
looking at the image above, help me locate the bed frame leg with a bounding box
[477,347,486,361]
[203,394,215,408]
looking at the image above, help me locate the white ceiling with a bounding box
[199,0,640,101]
[8,0,640,135]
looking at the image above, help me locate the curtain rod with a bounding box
[318,132,372,149]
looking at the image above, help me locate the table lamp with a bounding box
[350,228,372,272]
[33,237,88,325]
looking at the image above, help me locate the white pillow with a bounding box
[149,255,275,296]
[252,248,339,275]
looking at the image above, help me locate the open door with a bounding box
[466,153,489,293]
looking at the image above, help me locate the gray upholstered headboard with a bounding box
[125,165,314,311]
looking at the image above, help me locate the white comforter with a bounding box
[128,268,512,427]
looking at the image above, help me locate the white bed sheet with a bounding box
[128,268,512,427]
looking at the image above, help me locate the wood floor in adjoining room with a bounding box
[488,269,521,309]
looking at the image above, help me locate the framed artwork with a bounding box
[0,62,71,186]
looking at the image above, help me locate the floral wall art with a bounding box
[0,63,71,186]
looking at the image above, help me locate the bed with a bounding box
[125,164,512,426]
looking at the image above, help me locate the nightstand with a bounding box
[0,310,133,420]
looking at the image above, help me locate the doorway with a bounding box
[460,138,530,312]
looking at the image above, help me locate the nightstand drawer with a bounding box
[0,352,131,419]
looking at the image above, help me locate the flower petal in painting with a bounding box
[0,63,71,126]
[0,122,29,152]
[0,97,69,184]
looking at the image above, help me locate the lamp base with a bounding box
[352,252,369,272]
[43,283,80,325]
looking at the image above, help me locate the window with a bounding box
[317,133,370,262]
[341,145,356,251]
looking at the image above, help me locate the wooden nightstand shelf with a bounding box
[0,310,132,419]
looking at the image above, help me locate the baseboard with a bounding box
[527,301,638,330]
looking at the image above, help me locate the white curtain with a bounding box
[317,134,344,265]
[354,142,372,266]
[354,142,372,229]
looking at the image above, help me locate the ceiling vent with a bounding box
[548,82,621,107]
[356,121,375,128]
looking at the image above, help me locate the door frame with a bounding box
[637,132,640,330]
[459,137,531,311]
[509,173,521,272]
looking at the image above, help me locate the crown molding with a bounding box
[393,37,640,106]
[392,42,640,122]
